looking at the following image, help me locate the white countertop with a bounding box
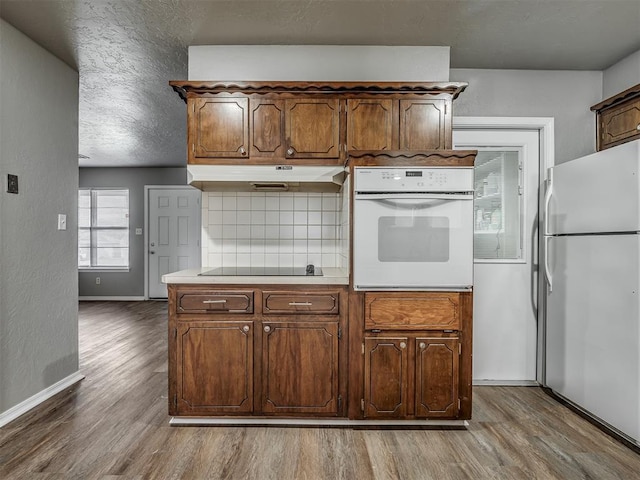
[162,267,349,285]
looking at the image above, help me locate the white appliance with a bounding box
[352,166,474,290]
[543,139,640,447]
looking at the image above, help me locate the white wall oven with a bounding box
[353,166,474,290]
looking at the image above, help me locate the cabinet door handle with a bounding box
[202,299,227,304]
[399,342,407,349]
[636,124,640,131]
[286,147,295,156]
[239,146,247,155]
[288,302,313,306]
[264,325,271,333]
[419,342,426,350]
[242,325,250,333]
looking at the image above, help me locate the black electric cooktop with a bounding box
[199,264,323,277]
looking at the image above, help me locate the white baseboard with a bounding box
[473,379,539,386]
[0,371,85,428]
[79,296,146,301]
[170,417,469,428]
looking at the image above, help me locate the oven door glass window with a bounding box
[378,216,449,262]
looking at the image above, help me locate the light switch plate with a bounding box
[7,174,18,194]
[57,214,67,230]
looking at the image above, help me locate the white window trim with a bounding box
[78,188,130,269]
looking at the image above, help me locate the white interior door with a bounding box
[147,187,201,299]
[454,129,540,383]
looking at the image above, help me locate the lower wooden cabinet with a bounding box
[415,337,460,418]
[364,335,460,419]
[364,337,408,417]
[262,322,339,414]
[168,284,346,417]
[176,321,254,414]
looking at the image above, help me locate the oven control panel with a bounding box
[354,167,474,192]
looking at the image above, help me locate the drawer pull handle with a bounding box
[242,325,250,333]
[288,302,313,306]
[202,299,227,304]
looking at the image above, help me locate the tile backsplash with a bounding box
[201,189,348,269]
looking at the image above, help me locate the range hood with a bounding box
[186,164,347,192]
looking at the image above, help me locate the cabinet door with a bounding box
[347,99,394,151]
[190,97,249,160]
[364,337,408,418]
[599,98,640,150]
[176,321,253,414]
[250,99,285,158]
[399,98,449,150]
[262,322,338,414]
[415,337,459,418]
[285,98,341,159]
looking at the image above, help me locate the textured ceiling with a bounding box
[1,0,639,168]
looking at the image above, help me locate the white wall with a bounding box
[602,49,640,99]
[189,45,450,81]
[450,69,603,163]
[0,20,80,415]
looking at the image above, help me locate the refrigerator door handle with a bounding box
[544,235,553,292]
[543,167,553,236]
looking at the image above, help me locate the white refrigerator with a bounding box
[544,139,640,447]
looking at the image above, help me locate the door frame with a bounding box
[144,185,202,300]
[453,116,554,385]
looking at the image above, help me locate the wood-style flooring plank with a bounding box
[1,301,639,480]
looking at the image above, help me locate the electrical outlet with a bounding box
[95,277,101,285]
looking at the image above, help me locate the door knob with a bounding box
[150,251,155,254]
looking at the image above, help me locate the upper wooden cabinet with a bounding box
[285,98,341,159]
[190,98,249,160]
[170,81,468,165]
[591,83,640,151]
[346,99,394,151]
[400,99,449,150]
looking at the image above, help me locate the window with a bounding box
[78,189,129,269]
[473,150,523,261]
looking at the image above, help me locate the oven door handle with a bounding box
[354,193,473,201]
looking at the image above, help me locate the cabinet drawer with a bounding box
[364,292,460,330]
[263,291,339,315]
[177,291,254,314]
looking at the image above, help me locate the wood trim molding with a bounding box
[590,83,640,112]
[169,81,469,102]
[348,149,477,167]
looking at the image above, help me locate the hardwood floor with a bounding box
[1,300,638,479]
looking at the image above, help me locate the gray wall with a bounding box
[0,20,79,414]
[450,69,603,164]
[603,48,640,99]
[78,167,186,297]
